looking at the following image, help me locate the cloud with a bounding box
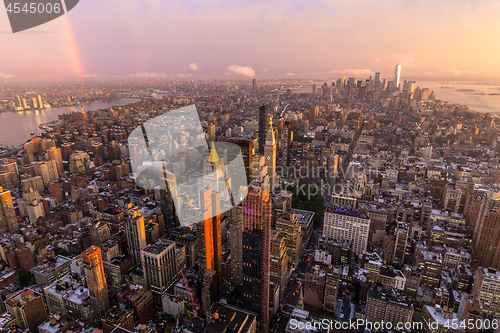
[189,63,198,71]
[375,56,381,63]
[172,73,192,78]
[286,72,295,76]
[439,69,480,76]
[226,65,255,77]
[326,68,373,77]
[0,74,13,79]
[129,72,169,78]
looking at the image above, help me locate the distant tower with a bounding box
[264,120,277,190]
[312,84,317,96]
[81,245,110,322]
[252,78,258,95]
[241,185,271,332]
[374,72,381,90]
[394,63,401,88]
[258,104,269,155]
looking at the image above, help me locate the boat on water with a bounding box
[30,132,35,135]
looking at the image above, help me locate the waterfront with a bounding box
[294,80,500,114]
[0,98,140,147]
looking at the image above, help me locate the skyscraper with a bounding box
[0,187,19,234]
[196,186,223,294]
[81,245,110,322]
[160,171,179,233]
[472,190,500,268]
[258,104,269,155]
[264,122,277,190]
[374,72,381,90]
[141,236,177,306]
[308,106,319,121]
[241,185,271,332]
[276,211,301,266]
[281,121,293,179]
[252,78,258,95]
[394,63,401,88]
[124,206,147,265]
[312,84,317,96]
[228,138,254,184]
[473,209,500,269]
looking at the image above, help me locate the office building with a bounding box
[0,187,19,234]
[281,121,293,178]
[197,187,223,294]
[393,223,408,265]
[227,138,254,184]
[308,106,319,122]
[257,104,269,155]
[472,267,500,317]
[394,63,401,88]
[276,211,301,266]
[124,205,147,265]
[141,236,177,306]
[241,185,271,332]
[270,230,288,295]
[160,171,179,233]
[252,78,258,95]
[323,205,370,255]
[473,207,500,269]
[4,289,48,333]
[230,204,244,285]
[264,122,277,189]
[81,245,110,322]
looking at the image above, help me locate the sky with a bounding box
[1,0,500,81]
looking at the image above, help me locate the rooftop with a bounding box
[206,302,256,333]
[142,235,175,255]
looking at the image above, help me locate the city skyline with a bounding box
[1,0,500,80]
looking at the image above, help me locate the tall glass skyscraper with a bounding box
[394,63,401,88]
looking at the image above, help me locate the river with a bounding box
[0,98,140,147]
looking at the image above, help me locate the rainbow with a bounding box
[61,15,85,76]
